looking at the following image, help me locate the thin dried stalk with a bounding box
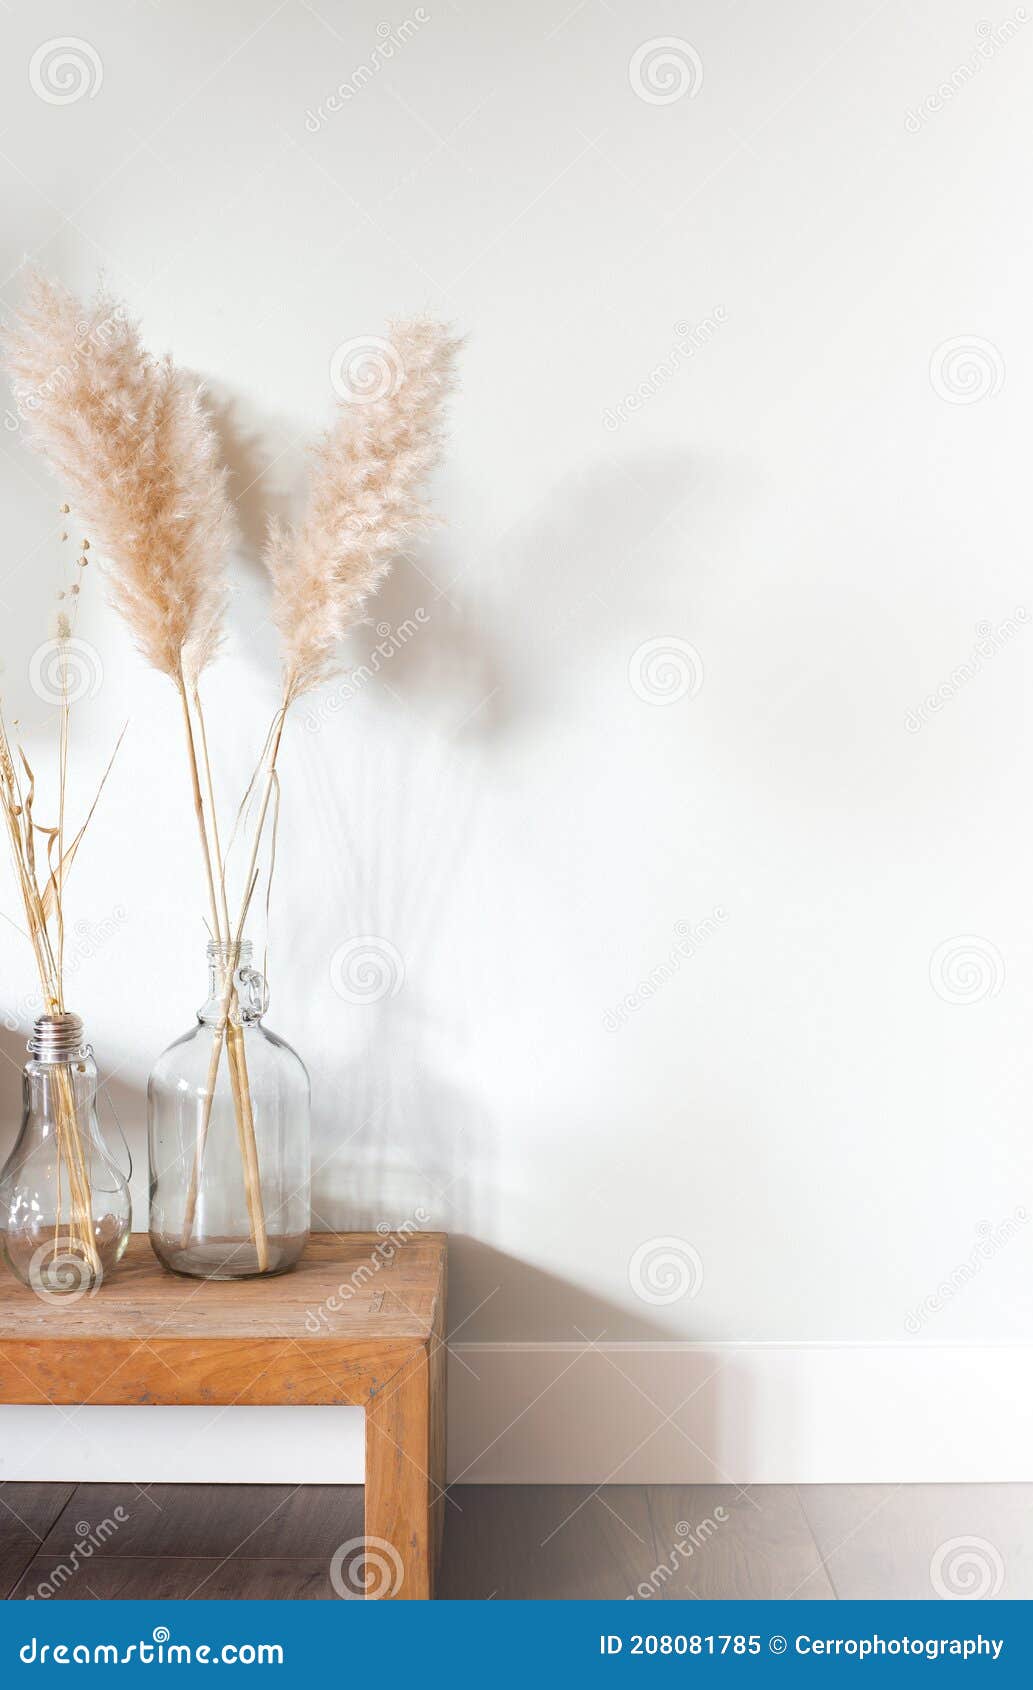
[0,595,119,1278]
[173,678,268,1267]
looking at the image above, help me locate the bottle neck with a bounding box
[21,1041,98,1139]
[200,940,266,1026]
[28,1013,88,1063]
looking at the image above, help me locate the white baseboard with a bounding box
[448,1342,1033,1484]
[3,1344,1031,1486]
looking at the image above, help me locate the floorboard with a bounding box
[0,1483,75,1546]
[437,1485,659,1600]
[0,1544,42,1600]
[10,1556,348,1601]
[645,1485,835,1601]
[31,1483,364,1564]
[0,1483,76,1598]
[796,1483,1033,1600]
[0,1482,1030,1599]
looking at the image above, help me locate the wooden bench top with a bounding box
[0,1231,449,1598]
[0,1231,447,1343]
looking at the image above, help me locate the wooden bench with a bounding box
[0,1232,447,1599]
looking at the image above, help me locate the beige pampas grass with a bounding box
[2,274,462,1277]
[189,319,461,1260]
[266,318,461,705]
[220,316,460,982]
[2,273,233,685]
[2,272,266,1261]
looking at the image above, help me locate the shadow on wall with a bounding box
[212,419,715,1340]
[4,360,716,1342]
[445,1235,685,1344]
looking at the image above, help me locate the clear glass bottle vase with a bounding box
[148,940,310,1280]
[0,1013,132,1297]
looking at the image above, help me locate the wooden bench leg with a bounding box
[365,1340,445,1599]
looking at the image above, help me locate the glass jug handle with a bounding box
[100,1087,133,1184]
[234,964,269,1018]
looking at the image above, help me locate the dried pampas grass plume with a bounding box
[3,271,267,1262]
[265,316,461,705]
[1,272,233,685]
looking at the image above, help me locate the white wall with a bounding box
[1,0,1032,1481]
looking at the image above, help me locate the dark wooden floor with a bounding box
[1,1483,1030,1600]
